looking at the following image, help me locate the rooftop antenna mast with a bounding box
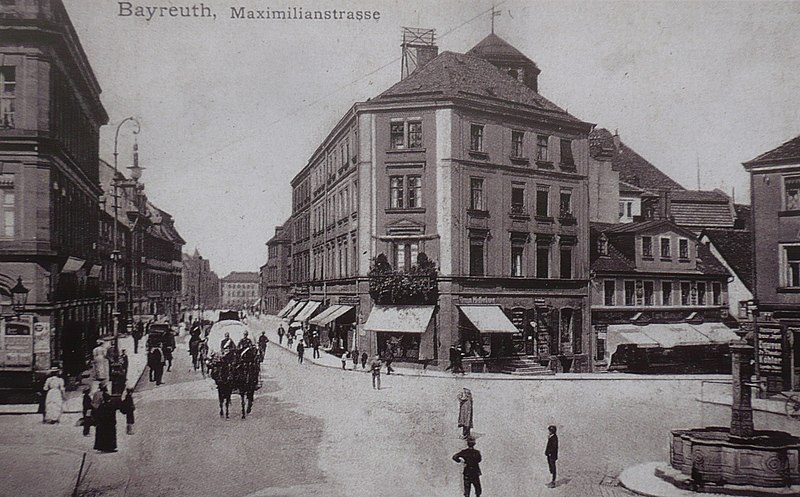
[696,154,701,190]
[491,4,501,34]
[401,27,436,80]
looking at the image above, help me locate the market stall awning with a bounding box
[276,299,297,318]
[642,324,710,348]
[606,325,661,363]
[61,257,85,273]
[458,305,518,334]
[295,301,322,323]
[308,305,341,326]
[285,300,307,319]
[316,305,354,326]
[364,305,435,333]
[689,323,740,344]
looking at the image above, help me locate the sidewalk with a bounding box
[0,333,149,415]
[248,314,731,382]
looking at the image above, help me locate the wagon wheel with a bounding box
[785,395,800,420]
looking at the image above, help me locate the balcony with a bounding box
[509,205,530,220]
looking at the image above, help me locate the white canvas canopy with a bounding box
[206,320,250,354]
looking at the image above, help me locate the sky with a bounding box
[61,0,800,276]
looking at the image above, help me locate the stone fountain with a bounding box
[658,341,800,492]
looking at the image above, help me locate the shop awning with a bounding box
[88,265,102,278]
[295,301,322,323]
[642,324,710,348]
[276,299,297,318]
[252,298,261,307]
[285,300,307,319]
[606,325,661,363]
[690,323,740,344]
[308,305,340,326]
[316,305,354,326]
[61,257,86,273]
[458,305,518,334]
[364,305,435,333]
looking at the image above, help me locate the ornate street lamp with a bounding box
[10,276,28,314]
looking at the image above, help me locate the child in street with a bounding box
[341,351,348,370]
[121,388,136,435]
[81,388,93,437]
[545,425,559,487]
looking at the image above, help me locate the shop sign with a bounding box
[757,327,783,374]
[458,296,496,305]
[338,296,360,305]
[33,323,50,353]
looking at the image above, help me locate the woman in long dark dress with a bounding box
[93,391,117,452]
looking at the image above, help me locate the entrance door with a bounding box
[509,308,526,355]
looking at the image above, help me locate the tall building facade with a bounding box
[182,249,219,311]
[288,33,594,371]
[744,134,800,393]
[0,0,108,387]
[220,272,260,310]
[263,223,291,314]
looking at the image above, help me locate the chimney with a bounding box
[414,45,438,73]
[660,190,672,219]
[613,129,621,150]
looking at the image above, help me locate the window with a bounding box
[470,178,485,210]
[0,187,14,238]
[604,281,615,306]
[407,176,421,208]
[785,177,800,211]
[560,139,574,167]
[624,281,636,306]
[536,185,549,217]
[470,124,484,152]
[469,238,485,276]
[0,67,15,129]
[597,235,608,256]
[390,176,404,208]
[713,282,722,305]
[679,239,689,259]
[511,130,524,157]
[536,135,549,161]
[642,236,652,257]
[536,243,550,278]
[643,281,654,306]
[660,237,671,258]
[784,245,800,287]
[394,241,419,271]
[511,243,524,277]
[559,189,572,217]
[681,282,691,305]
[559,246,572,279]
[511,184,525,213]
[697,282,706,305]
[389,120,423,150]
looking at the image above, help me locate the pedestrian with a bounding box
[457,387,473,439]
[351,347,359,370]
[120,388,136,435]
[452,437,482,497]
[446,345,458,371]
[278,324,285,345]
[120,349,129,377]
[384,347,395,375]
[545,425,559,488]
[189,333,201,370]
[42,369,65,424]
[132,321,144,354]
[92,340,109,382]
[287,327,294,347]
[361,352,368,369]
[311,332,320,359]
[258,331,269,360]
[297,341,305,364]
[148,344,165,385]
[370,354,382,390]
[93,385,117,453]
[341,351,348,370]
[164,331,175,372]
[81,388,93,436]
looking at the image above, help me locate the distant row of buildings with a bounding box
[258,30,757,374]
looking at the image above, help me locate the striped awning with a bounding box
[315,305,354,326]
[295,301,322,323]
[276,299,297,318]
[458,305,518,334]
[364,305,435,334]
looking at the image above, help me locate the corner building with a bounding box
[289,34,593,371]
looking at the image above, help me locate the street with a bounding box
[0,318,739,497]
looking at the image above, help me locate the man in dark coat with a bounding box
[220,332,235,353]
[148,345,165,385]
[93,386,117,452]
[258,332,269,361]
[238,330,254,351]
[296,341,305,364]
[132,321,144,354]
[452,437,482,497]
[277,325,285,344]
[383,347,395,375]
[545,425,559,487]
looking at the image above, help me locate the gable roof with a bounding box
[590,128,685,191]
[374,51,583,124]
[600,218,698,239]
[744,134,800,166]
[700,228,754,291]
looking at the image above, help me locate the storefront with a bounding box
[275,299,297,318]
[308,304,356,353]
[457,305,518,358]
[363,305,436,362]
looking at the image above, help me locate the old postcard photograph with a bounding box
[1,1,800,496]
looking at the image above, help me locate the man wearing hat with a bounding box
[220,332,235,353]
[238,330,254,351]
[452,437,482,497]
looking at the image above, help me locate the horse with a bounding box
[197,339,209,377]
[207,351,234,418]
[233,346,261,419]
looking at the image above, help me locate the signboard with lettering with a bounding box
[338,296,360,305]
[0,317,34,369]
[757,327,783,374]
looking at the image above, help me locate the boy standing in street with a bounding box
[369,354,382,390]
[452,437,482,497]
[545,425,559,488]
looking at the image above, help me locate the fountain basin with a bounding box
[668,427,800,488]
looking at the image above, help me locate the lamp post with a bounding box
[11,276,29,314]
